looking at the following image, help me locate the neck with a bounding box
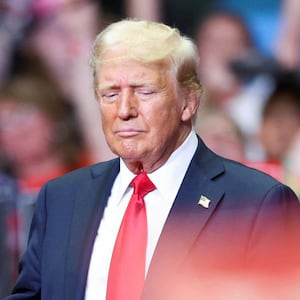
[124,129,192,174]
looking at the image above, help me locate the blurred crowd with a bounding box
[1,0,300,296]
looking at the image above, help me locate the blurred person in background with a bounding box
[195,11,254,109]
[254,77,300,183]
[195,108,245,162]
[212,0,281,57]
[194,11,273,161]
[0,70,86,271]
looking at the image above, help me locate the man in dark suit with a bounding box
[5,19,300,299]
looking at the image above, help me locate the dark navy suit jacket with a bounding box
[4,137,300,299]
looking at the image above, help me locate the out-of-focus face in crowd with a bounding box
[195,109,245,162]
[0,101,55,165]
[0,74,80,176]
[260,87,300,162]
[195,13,252,105]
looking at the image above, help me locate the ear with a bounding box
[181,92,200,122]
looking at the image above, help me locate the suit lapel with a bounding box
[64,159,119,300]
[143,138,225,298]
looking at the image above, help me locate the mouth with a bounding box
[115,129,144,137]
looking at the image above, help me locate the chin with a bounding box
[118,150,142,161]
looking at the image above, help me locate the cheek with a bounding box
[146,103,181,128]
[100,108,114,133]
[144,108,182,147]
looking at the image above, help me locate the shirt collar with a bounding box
[148,130,198,202]
[118,131,198,202]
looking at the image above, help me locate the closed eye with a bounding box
[135,88,155,99]
[100,90,120,102]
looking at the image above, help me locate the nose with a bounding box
[117,89,138,120]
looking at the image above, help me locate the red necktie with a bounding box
[106,172,155,300]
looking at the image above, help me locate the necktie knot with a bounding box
[131,172,155,198]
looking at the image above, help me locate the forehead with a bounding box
[97,58,171,87]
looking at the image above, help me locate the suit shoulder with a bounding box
[197,138,281,189]
[221,158,285,192]
[46,158,119,187]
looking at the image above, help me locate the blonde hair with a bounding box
[89,19,202,99]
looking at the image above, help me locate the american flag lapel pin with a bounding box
[198,195,211,208]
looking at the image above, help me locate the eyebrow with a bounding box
[98,81,158,91]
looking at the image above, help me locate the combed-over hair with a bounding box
[89,19,202,100]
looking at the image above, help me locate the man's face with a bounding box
[96,58,194,173]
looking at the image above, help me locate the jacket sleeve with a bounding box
[245,183,300,271]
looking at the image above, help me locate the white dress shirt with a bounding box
[84,131,198,300]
